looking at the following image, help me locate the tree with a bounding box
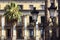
[4,2,22,40]
[4,3,22,26]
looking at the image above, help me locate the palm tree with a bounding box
[4,3,22,40]
[4,3,22,26]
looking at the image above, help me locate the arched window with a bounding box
[29,5,33,10]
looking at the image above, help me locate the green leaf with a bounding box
[4,2,22,23]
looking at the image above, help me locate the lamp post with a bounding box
[48,3,57,24]
[31,7,39,40]
[48,3,57,40]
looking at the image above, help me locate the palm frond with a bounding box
[4,3,22,23]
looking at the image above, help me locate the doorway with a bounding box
[17,29,22,39]
[6,29,11,39]
[29,29,34,38]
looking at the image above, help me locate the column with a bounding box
[55,14,59,38]
[12,23,16,40]
[27,15,29,39]
[36,20,39,40]
[48,0,51,21]
[54,0,57,7]
[37,15,41,40]
[56,28,59,38]
[24,16,27,40]
[56,16,59,38]
[55,3,58,38]
[1,16,5,40]
[38,16,41,23]
[38,16,41,40]
[26,15,29,25]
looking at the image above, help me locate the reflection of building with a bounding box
[0,0,59,40]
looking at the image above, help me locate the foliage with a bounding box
[4,3,22,23]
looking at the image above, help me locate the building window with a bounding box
[17,29,22,39]
[6,29,11,38]
[17,16,23,26]
[40,26,44,40]
[29,16,33,23]
[41,0,45,4]
[18,5,23,10]
[41,16,45,23]
[29,29,34,38]
[29,5,33,10]
[41,5,45,10]
[50,0,54,3]
[40,16,45,39]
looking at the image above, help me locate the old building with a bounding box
[0,0,59,40]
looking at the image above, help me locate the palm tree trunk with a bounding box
[12,23,16,40]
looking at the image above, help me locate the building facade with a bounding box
[0,0,59,40]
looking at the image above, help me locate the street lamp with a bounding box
[48,3,57,23]
[31,7,39,22]
[31,7,39,40]
[48,3,57,40]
